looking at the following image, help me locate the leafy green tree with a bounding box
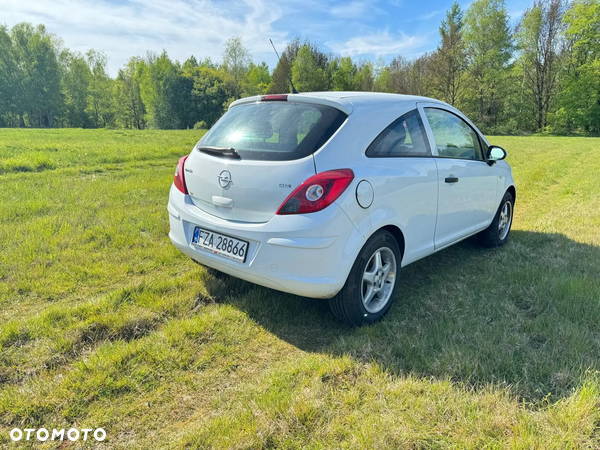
[173,69,196,129]
[0,25,17,126]
[268,52,294,94]
[463,0,513,129]
[332,57,357,91]
[410,54,436,97]
[388,56,411,93]
[374,67,394,92]
[60,50,92,127]
[268,38,331,94]
[389,54,436,96]
[138,51,182,129]
[292,45,328,92]
[190,66,232,127]
[268,38,302,94]
[222,36,251,99]
[516,0,567,131]
[353,61,375,91]
[31,32,63,127]
[182,56,199,71]
[8,23,63,127]
[433,2,467,106]
[557,0,600,133]
[86,50,114,127]
[243,62,271,96]
[114,57,146,129]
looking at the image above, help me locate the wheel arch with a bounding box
[378,224,405,261]
[506,185,516,202]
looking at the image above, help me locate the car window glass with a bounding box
[366,109,431,157]
[200,102,347,161]
[424,108,483,160]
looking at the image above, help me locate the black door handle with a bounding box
[445,177,459,183]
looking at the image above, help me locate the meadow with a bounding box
[0,129,599,448]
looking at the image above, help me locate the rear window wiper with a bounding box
[197,145,241,159]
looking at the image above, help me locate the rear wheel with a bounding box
[477,191,514,248]
[329,230,400,326]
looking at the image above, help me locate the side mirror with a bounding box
[487,145,507,165]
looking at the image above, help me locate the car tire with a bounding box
[477,191,514,248]
[329,230,401,326]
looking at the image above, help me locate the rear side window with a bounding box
[199,102,348,161]
[366,109,431,158]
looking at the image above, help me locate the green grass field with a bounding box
[1,129,599,448]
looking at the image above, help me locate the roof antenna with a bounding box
[270,39,298,94]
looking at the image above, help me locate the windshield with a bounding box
[198,101,348,161]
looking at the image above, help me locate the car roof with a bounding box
[229,92,450,115]
[296,91,440,103]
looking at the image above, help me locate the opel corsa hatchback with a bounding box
[168,92,516,325]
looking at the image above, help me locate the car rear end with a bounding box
[167,94,365,298]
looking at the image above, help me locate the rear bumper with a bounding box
[167,185,365,298]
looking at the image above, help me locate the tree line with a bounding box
[0,0,598,134]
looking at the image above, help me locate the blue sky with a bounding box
[3,0,532,76]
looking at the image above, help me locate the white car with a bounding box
[168,92,515,325]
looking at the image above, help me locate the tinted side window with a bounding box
[424,108,483,160]
[366,109,431,158]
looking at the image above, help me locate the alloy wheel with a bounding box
[361,247,397,313]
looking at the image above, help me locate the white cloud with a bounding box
[329,0,379,19]
[327,31,426,57]
[416,9,445,21]
[1,0,288,75]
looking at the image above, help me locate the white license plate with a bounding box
[191,227,249,263]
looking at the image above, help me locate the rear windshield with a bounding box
[198,101,348,161]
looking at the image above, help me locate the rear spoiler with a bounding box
[229,93,354,115]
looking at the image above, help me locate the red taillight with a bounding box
[174,155,188,194]
[261,94,288,102]
[276,169,354,215]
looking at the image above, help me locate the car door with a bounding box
[360,108,439,265]
[418,104,498,249]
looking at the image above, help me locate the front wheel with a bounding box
[329,230,400,326]
[477,191,514,248]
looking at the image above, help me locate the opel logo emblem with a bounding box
[218,170,232,188]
